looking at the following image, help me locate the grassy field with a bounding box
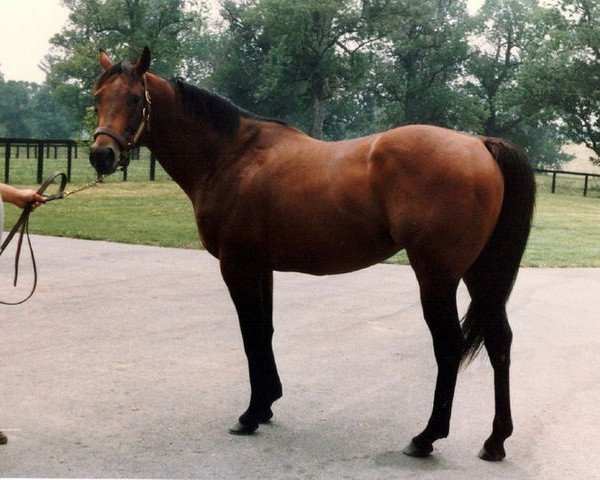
[4,181,201,249]
[1,154,599,267]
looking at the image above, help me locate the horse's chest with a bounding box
[195,199,263,260]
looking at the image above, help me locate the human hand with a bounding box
[11,189,46,210]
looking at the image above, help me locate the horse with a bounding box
[89,47,535,461]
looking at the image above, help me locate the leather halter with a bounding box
[93,74,151,163]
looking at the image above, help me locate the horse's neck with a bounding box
[143,76,299,203]
[144,76,227,198]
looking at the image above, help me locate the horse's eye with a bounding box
[128,94,143,106]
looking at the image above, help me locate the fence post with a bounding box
[37,140,44,184]
[67,143,73,182]
[4,141,10,183]
[551,172,557,193]
[584,175,589,197]
[149,152,156,181]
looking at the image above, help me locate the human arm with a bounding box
[0,184,46,209]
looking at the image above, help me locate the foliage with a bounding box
[0,76,72,139]
[0,78,32,137]
[513,0,600,166]
[466,0,541,137]
[366,0,477,130]
[3,0,599,169]
[460,0,571,167]
[213,0,375,138]
[42,0,206,129]
[553,0,600,165]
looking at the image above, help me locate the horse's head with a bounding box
[90,47,152,176]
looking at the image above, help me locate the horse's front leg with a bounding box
[220,260,282,435]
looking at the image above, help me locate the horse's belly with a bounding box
[269,226,399,275]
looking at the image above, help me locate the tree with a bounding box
[0,79,34,138]
[0,76,72,139]
[28,84,74,138]
[466,0,544,137]
[549,0,600,165]
[43,0,205,128]
[364,0,477,130]
[214,0,376,139]
[464,0,573,167]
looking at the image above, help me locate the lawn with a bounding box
[3,180,201,249]
[523,191,600,267]
[2,163,599,267]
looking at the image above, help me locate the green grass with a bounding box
[2,156,599,267]
[4,180,201,249]
[523,191,600,267]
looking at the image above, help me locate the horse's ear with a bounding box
[99,49,113,71]
[134,46,151,75]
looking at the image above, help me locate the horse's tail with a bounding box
[461,137,536,364]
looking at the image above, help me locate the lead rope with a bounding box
[62,176,104,198]
[0,172,104,305]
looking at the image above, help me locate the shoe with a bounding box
[0,431,7,445]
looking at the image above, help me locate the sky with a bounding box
[0,0,70,83]
[0,0,486,84]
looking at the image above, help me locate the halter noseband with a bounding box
[93,74,152,163]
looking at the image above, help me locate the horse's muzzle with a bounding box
[89,144,118,175]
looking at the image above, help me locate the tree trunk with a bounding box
[309,76,331,139]
[310,96,325,139]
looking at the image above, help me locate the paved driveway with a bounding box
[1,236,598,479]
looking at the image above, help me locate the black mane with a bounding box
[170,78,287,136]
[95,67,287,135]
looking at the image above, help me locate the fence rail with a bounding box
[535,168,600,197]
[1,137,78,184]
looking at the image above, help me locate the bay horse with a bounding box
[90,47,535,461]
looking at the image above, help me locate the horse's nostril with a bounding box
[89,146,116,175]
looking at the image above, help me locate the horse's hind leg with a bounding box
[463,283,514,461]
[481,307,513,461]
[403,276,463,457]
[220,261,283,435]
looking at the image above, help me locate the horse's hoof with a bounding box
[403,440,433,458]
[228,421,259,436]
[478,445,506,461]
[255,408,273,424]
